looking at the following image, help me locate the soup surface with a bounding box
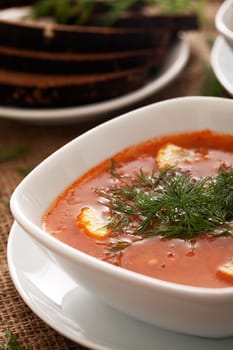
[43,130,233,288]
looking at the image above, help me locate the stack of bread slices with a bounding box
[0,2,199,108]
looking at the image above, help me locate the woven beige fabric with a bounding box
[0,2,224,348]
[0,120,97,349]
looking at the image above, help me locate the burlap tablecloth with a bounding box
[0,1,227,349]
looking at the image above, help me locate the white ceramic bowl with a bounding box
[215,0,233,48]
[211,36,233,97]
[10,97,233,338]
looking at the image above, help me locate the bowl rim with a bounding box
[215,0,233,42]
[10,96,233,298]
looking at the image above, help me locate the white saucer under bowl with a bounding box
[7,222,233,350]
[211,36,233,97]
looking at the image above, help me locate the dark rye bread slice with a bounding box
[0,66,151,108]
[114,13,199,31]
[0,5,199,109]
[0,0,33,9]
[0,45,165,75]
[0,7,171,53]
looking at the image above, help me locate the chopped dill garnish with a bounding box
[0,329,32,350]
[109,159,121,179]
[97,166,233,241]
[206,35,215,48]
[17,168,32,177]
[199,61,227,97]
[0,199,10,210]
[107,240,131,252]
[32,0,204,26]
[0,145,29,163]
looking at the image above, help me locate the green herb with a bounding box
[109,159,121,179]
[102,240,131,264]
[99,0,141,26]
[97,165,233,241]
[0,199,10,209]
[17,168,32,177]
[153,0,205,15]
[107,240,131,252]
[0,145,29,163]
[206,34,215,48]
[199,61,227,97]
[32,0,204,26]
[32,0,95,24]
[0,189,9,209]
[0,329,32,350]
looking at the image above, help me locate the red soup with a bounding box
[43,130,233,288]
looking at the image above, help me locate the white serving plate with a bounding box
[0,37,189,124]
[10,97,233,338]
[7,222,233,350]
[215,0,233,47]
[211,36,233,97]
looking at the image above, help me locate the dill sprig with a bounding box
[97,166,233,241]
[199,61,227,97]
[153,0,205,15]
[17,168,32,177]
[32,0,204,26]
[0,329,32,350]
[0,145,29,163]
